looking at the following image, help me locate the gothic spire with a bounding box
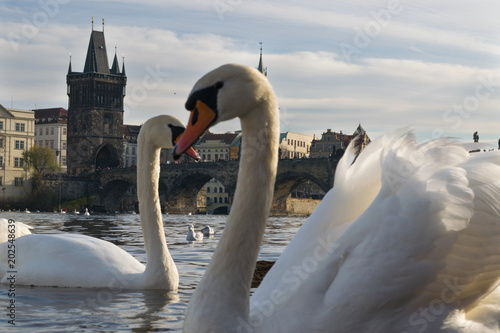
[67,53,72,74]
[257,42,267,77]
[110,43,120,74]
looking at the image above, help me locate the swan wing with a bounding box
[0,219,33,243]
[0,233,145,288]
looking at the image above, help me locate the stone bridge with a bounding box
[92,157,339,213]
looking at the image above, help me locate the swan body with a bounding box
[201,225,214,236]
[84,208,90,216]
[0,218,33,243]
[0,115,198,289]
[187,224,203,241]
[175,64,500,332]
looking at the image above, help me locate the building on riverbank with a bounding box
[0,105,35,206]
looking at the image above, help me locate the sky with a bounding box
[1,0,499,144]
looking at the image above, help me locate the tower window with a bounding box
[103,114,113,134]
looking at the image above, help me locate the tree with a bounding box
[23,145,61,190]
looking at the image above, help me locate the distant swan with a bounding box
[84,208,90,216]
[186,225,203,241]
[175,64,500,332]
[201,225,214,236]
[0,218,33,243]
[0,115,198,289]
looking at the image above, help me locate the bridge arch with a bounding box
[99,179,136,213]
[272,171,330,212]
[163,170,237,213]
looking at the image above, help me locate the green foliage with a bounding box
[22,145,61,190]
[22,145,61,175]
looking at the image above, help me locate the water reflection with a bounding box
[0,212,303,332]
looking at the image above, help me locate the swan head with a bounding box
[140,115,199,160]
[173,64,272,158]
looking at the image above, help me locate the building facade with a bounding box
[34,108,68,172]
[0,105,35,205]
[194,131,241,162]
[123,124,140,167]
[203,178,229,214]
[279,132,314,159]
[310,125,370,158]
[66,27,126,175]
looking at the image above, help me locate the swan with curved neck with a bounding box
[176,64,500,332]
[0,115,198,289]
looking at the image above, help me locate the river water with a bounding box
[0,212,304,332]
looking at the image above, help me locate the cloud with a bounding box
[0,0,499,144]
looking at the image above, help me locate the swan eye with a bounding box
[214,81,223,90]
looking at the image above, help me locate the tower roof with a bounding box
[84,30,110,73]
[257,42,267,77]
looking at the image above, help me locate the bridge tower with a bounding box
[66,18,126,175]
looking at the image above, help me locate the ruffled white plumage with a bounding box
[251,132,500,332]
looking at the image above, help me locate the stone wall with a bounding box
[271,197,321,216]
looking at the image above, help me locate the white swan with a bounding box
[186,225,203,241]
[0,115,198,289]
[84,208,90,216]
[174,64,500,332]
[0,218,33,243]
[201,225,214,236]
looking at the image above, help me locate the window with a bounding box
[224,197,228,203]
[206,187,210,193]
[50,127,54,135]
[14,157,24,168]
[14,177,23,187]
[62,142,66,149]
[15,123,25,132]
[0,138,3,148]
[0,156,3,166]
[62,157,66,166]
[103,114,113,134]
[50,140,54,149]
[214,187,218,193]
[219,187,223,193]
[132,147,136,155]
[213,197,218,203]
[0,121,3,130]
[46,128,49,135]
[0,177,2,186]
[39,128,43,135]
[63,127,67,135]
[15,140,25,149]
[45,140,49,147]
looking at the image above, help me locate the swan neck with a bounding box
[137,141,176,282]
[186,99,279,329]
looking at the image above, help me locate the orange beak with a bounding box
[173,100,217,159]
[174,134,200,161]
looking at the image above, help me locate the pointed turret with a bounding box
[67,54,72,74]
[110,48,120,74]
[257,42,267,77]
[121,56,126,76]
